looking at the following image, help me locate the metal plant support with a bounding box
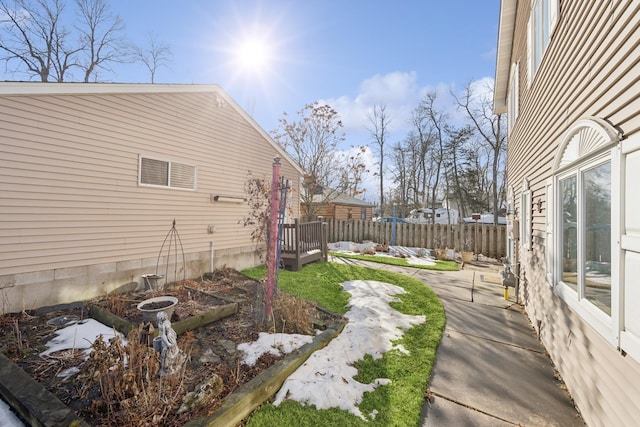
[155,219,186,289]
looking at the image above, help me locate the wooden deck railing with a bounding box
[280,219,328,271]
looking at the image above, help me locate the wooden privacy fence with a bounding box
[325,219,507,260]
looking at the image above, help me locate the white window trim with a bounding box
[545,177,554,286]
[555,153,617,345]
[138,155,197,190]
[619,134,640,361]
[508,62,520,131]
[527,0,559,86]
[520,179,532,250]
[552,118,621,348]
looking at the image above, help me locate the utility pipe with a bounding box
[210,240,214,272]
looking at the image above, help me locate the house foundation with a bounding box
[0,246,262,315]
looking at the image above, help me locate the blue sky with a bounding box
[115,1,500,135]
[111,1,501,201]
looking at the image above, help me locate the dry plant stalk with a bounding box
[270,293,315,335]
[103,293,129,317]
[12,319,22,352]
[80,324,188,426]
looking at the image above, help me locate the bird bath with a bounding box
[137,296,178,325]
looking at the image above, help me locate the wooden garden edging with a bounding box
[0,300,343,426]
[184,320,346,427]
[0,351,90,427]
[89,302,239,336]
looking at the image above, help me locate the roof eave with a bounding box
[493,0,517,114]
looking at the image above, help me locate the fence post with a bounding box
[321,221,328,262]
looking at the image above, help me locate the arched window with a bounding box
[552,117,620,341]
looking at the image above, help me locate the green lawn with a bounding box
[329,251,460,271]
[242,261,446,426]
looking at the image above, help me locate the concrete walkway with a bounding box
[332,257,585,427]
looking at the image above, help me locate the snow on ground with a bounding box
[329,241,439,267]
[239,279,426,420]
[405,256,437,266]
[41,318,126,358]
[0,319,126,426]
[0,399,25,427]
[238,332,314,366]
[328,241,377,253]
[9,270,427,423]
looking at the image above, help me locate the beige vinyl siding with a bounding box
[503,1,640,426]
[510,0,639,247]
[0,88,300,278]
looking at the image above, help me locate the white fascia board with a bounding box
[493,0,517,114]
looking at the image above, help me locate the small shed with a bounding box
[307,190,375,221]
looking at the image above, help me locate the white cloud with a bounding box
[320,71,421,134]
[315,73,496,205]
[320,72,495,138]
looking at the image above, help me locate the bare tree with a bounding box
[409,103,436,208]
[390,140,411,216]
[418,92,448,224]
[0,0,76,81]
[445,126,474,219]
[0,0,131,82]
[367,104,391,215]
[453,80,508,223]
[271,102,347,221]
[338,145,369,198]
[133,31,172,83]
[75,0,129,82]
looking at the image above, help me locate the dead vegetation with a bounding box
[271,293,316,335]
[0,268,336,426]
[81,326,186,425]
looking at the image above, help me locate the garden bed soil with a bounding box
[0,268,337,426]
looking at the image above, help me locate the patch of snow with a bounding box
[405,256,437,266]
[330,242,439,265]
[40,318,126,358]
[57,366,81,380]
[328,241,377,253]
[272,279,426,420]
[238,332,314,367]
[0,398,25,427]
[393,344,411,355]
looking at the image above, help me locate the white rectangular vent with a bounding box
[139,156,196,190]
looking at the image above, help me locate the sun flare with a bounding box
[235,37,271,72]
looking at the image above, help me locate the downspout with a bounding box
[210,240,214,273]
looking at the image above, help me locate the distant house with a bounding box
[303,189,374,221]
[494,1,640,425]
[0,83,303,314]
